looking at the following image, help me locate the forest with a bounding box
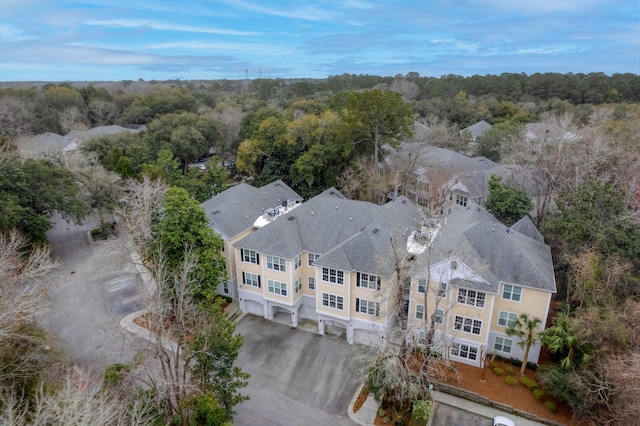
[1,71,639,425]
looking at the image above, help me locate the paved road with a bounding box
[234,315,360,426]
[429,402,492,426]
[40,214,149,368]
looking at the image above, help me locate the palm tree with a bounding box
[507,313,543,375]
[542,311,591,370]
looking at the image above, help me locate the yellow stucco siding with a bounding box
[226,229,255,280]
[350,280,387,324]
[491,283,550,332]
[316,268,350,318]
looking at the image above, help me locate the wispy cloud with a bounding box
[85,19,261,36]
[223,0,340,22]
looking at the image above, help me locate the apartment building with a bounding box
[201,179,301,298]
[233,187,423,344]
[407,206,556,367]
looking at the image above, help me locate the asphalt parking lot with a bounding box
[40,214,148,367]
[234,315,360,426]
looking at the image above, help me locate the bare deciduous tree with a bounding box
[88,99,118,127]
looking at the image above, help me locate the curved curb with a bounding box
[348,383,370,426]
[120,309,177,352]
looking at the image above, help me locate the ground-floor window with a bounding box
[494,336,513,354]
[222,281,229,294]
[268,280,287,296]
[242,272,261,288]
[356,298,379,316]
[451,342,478,361]
[322,292,344,310]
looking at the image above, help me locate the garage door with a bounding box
[244,300,264,316]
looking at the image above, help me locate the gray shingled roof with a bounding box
[412,146,513,199]
[461,120,492,139]
[411,207,556,293]
[235,189,422,276]
[200,180,301,240]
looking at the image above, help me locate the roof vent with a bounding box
[288,216,295,221]
[373,227,379,234]
[335,205,338,210]
[350,217,353,221]
[212,210,220,215]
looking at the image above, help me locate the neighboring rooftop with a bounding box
[411,206,556,293]
[201,180,301,240]
[460,120,492,140]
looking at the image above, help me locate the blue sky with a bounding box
[0,0,637,81]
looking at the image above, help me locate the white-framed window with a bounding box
[418,330,426,345]
[241,249,259,264]
[450,260,458,270]
[308,276,316,290]
[308,253,320,266]
[434,308,444,324]
[416,304,424,320]
[437,282,447,297]
[457,288,486,308]
[357,272,380,290]
[322,267,344,285]
[451,342,478,361]
[498,311,519,328]
[268,280,287,296]
[502,284,522,301]
[294,277,302,293]
[356,298,379,316]
[222,281,229,294]
[454,315,482,335]
[494,336,513,354]
[455,194,468,207]
[242,272,261,288]
[322,292,344,310]
[294,254,302,269]
[267,256,286,272]
[417,278,426,294]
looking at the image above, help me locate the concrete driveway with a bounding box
[234,315,360,426]
[40,214,148,368]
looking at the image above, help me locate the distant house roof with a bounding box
[66,125,142,142]
[410,206,556,293]
[411,145,514,199]
[235,188,422,276]
[18,132,78,156]
[460,120,492,140]
[200,180,301,240]
[124,124,148,132]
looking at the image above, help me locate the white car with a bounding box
[493,416,515,426]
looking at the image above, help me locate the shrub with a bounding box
[104,363,130,385]
[526,361,538,371]
[520,376,538,390]
[544,401,557,412]
[506,365,514,375]
[505,375,516,385]
[411,400,432,423]
[488,361,497,369]
[510,357,523,367]
[533,389,545,400]
[493,367,504,376]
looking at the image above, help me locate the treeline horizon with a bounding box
[2,71,640,104]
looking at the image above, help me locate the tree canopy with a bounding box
[484,174,533,226]
[0,155,87,244]
[149,186,225,304]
